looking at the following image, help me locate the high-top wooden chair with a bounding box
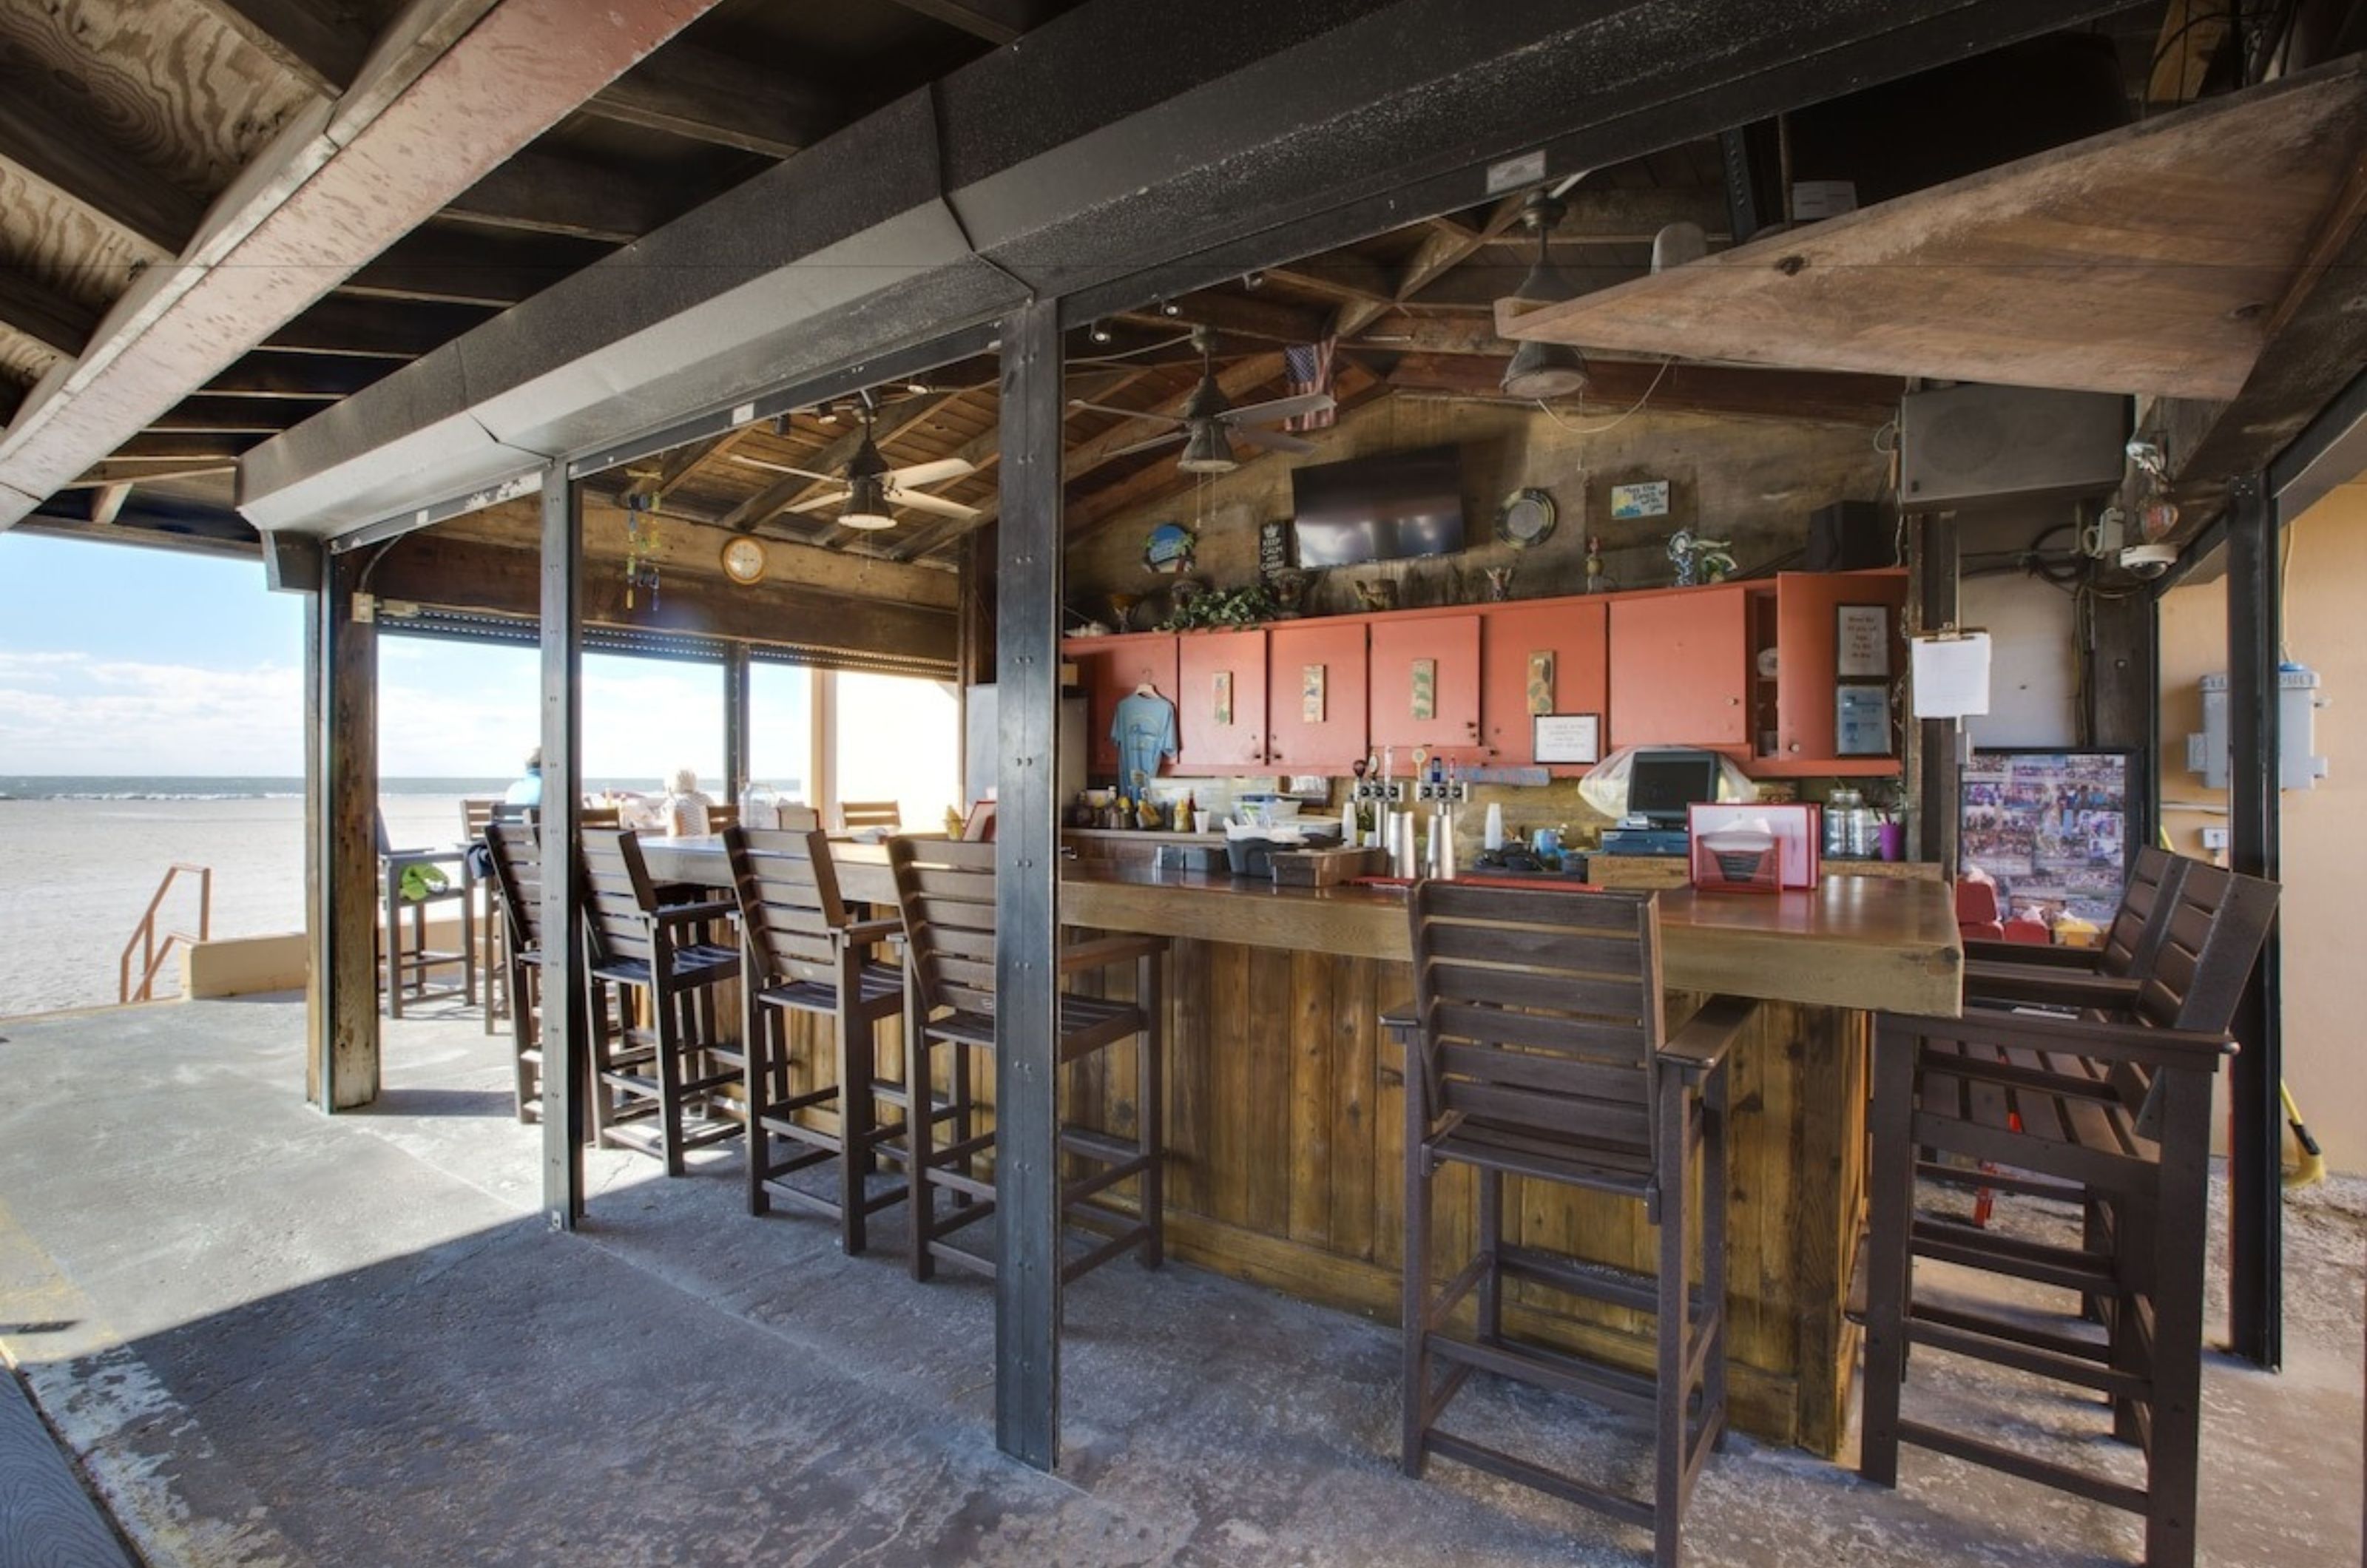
[1863,860,2280,1568]
[1394,882,1750,1568]
[723,825,908,1251]
[376,810,475,1018]
[482,820,550,1122]
[579,828,744,1175]
[461,797,507,1035]
[1960,844,2189,1012]
[837,800,902,834]
[886,836,1166,1286]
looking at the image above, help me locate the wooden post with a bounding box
[539,467,589,1231]
[2084,584,2160,848]
[306,544,379,1111]
[993,299,1064,1470]
[1908,509,1959,865]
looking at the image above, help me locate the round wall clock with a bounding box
[720,535,768,585]
[1495,487,1557,549]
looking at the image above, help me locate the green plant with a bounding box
[1161,583,1278,631]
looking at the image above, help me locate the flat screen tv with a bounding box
[1958,748,2132,925]
[1290,444,1465,568]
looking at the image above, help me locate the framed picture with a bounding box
[1836,604,1891,678]
[1533,712,1601,766]
[1834,683,1893,755]
[1212,669,1234,726]
[1301,663,1326,724]
[1410,658,1436,722]
[1959,749,2133,926]
[1525,650,1556,715]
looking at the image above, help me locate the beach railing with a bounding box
[120,863,212,1004]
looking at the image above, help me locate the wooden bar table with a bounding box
[638,836,1962,1455]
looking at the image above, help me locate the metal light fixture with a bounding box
[840,473,895,530]
[1177,420,1238,474]
[1501,190,1590,400]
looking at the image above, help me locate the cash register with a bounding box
[1598,748,1723,856]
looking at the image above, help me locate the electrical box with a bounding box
[2187,666,2329,791]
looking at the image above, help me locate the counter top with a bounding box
[641,836,1959,1016]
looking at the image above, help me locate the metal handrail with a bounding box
[119,862,212,1004]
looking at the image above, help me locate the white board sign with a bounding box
[1911,632,1993,718]
[1533,712,1601,766]
[1609,481,1669,519]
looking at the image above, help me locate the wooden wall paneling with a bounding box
[1209,941,1252,1227]
[1244,945,1293,1236]
[1166,936,1211,1215]
[1326,953,1377,1261]
[1371,962,1411,1273]
[1287,946,1334,1248]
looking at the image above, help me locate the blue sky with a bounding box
[0,533,804,781]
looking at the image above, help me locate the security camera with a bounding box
[2119,541,2178,576]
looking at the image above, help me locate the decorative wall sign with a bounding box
[1410,658,1437,722]
[1534,712,1602,766]
[1144,521,1196,574]
[1835,683,1893,755]
[1258,518,1292,576]
[1610,480,1670,519]
[1836,604,1891,678]
[1212,669,1234,726]
[1526,651,1556,715]
[1301,664,1326,724]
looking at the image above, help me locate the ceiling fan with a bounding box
[1070,325,1334,474]
[727,402,977,530]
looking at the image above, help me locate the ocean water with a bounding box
[0,777,644,1018]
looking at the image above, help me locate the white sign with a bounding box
[1533,712,1601,765]
[1911,632,1992,718]
[1610,481,1669,519]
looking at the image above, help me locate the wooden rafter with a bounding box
[0,85,203,254]
[1385,354,1902,426]
[2149,0,2236,106]
[444,150,685,245]
[1327,193,1527,342]
[1116,291,1330,345]
[0,270,101,359]
[621,424,764,506]
[262,298,499,359]
[580,43,839,159]
[879,0,1045,46]
[186,0,371,98]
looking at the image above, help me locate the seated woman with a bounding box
[658,767,715,837]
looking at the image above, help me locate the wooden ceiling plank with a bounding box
[1331,192,1527,342]
[150,395,328,434]
[0,0,725,528]
[262,297,499,358]
[443,150,679,243]
[1495,63,2367,402]
[1116,290,1329,345]
[1263,259,1396,308]
[186,0,372,97]
[0,91,205,254]
[721,391,962,530]
[0,268,101,358]
[89,481,133,524]
[621,424,764,504]
[2149,0,2235,107]
[581,42,839,159]
[877,0,1043,46]
[59,462,237,489]
[202,354,388,398]
[1385,353,1903,425]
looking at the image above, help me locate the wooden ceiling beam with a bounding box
[580,42,840,159]
[149,396,329,434]
[1385,352,1903,425]
[338,229,611,308]
[89,481,134,525]
[1328,193,1527,343]
[59,461,237,490]
[1116,291,1329,345]
[0,85,205,254]
[442,150,685,244]
[202,354,389,399]
[877,0,1047,46]
[621,424,765,505]
[0,269,101,359]
[0,0,723,529]
[260,297,500,358]
[1263,258,1396,308]
[2149,0,2235,107]
[112,433,261,462]
[186,0,373,97]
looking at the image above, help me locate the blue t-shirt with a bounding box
[1111,691,1178,786]
[503,772,543,808]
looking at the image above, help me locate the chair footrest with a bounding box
[1895,1419,2149,1514]
[1422,1430,1655,1530]
[1497,1244,1703,1317]
[1428,1332,1655,1419]
[1912,1216,2122,1296]
[1908,1317,2144,1400]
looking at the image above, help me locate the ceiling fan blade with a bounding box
[729,454,839,482]
[886,490,980,520]
[1070,399,1185,423]
[885,456,976,487]
[782,491,846,515]
[1233,427,1319,456]
[1107,431,1186,459]
[1221,391,1335,426]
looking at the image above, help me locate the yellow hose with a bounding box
[2281,1080,2326,1190]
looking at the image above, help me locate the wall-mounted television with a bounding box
[1290,444,1465,568]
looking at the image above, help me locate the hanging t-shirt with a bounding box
[1111,689,1178,787]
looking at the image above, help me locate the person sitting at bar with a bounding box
[503,747,543,809]
[660,767,715,837]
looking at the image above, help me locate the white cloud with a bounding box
[0,654,302,774]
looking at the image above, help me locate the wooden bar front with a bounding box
[638,839,1962,1456]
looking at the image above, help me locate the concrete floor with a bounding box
[0,995,2357,1567]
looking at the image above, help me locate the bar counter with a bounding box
[639,838,1963,1455]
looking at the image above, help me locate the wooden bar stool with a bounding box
[1394,882,1750,1568]
[579,828,744,1175]
[1862,861,2280,1568]
[723,825,908,1251]
[460,797,507,1035]
[1959,844,2189,1013]
[483,820,548,1122]
[885,836,1166,1286]
[376,811,475,1017]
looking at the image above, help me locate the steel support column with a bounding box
[2225,472,2282,1367]
[723,641,752,807]
[993,299,1063,1469]
[307,545,379,1112]
[1909,510,1959,867]
[539,465,589,1231]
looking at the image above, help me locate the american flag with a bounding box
[1283,339,1337,432]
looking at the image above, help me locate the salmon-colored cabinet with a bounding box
[1266,620,1368,771]
[1606,587,1750,750]
[1175,629,1269,771]
[1479,599,1608,766]
[1065,632,1178,775]
[1368,612,1482,754]
[1768,570,1908,764]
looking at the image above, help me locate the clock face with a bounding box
[720,537,766,585]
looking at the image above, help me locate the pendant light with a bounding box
[1501,189,1591,400]
[839,411,897,529]
[1177,420,1239,474]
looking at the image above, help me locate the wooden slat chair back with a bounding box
[706,802,739,833]
[837,799,902,834]
[1399,882,1751,1567]
[885,834,1169,1288]
[1963,846,2194,1015]
[575,828,745,1176]
[1863,862,2281,1568]
[484,820,549,1121]
[724,826,908,1251]
[2101,845,2184,978]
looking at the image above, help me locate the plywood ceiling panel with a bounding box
[1497,60,2367,401]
